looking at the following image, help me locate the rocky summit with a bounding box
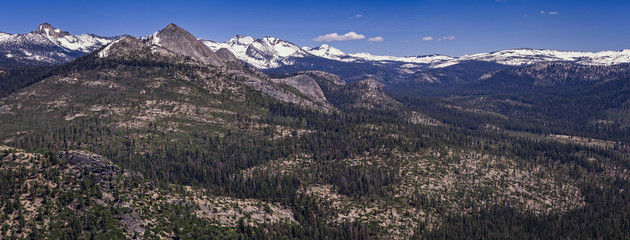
[147,23,225,66]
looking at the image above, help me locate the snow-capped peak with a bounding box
[202,34,309,69]
[304,44,350,61]
[227,35,255,45]
[0,32,13,42]
[0,23,116,67]
[26,23,113,53]
[310,44,347,56]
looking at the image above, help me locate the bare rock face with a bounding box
[147,23,225,66]
[34,23,71,38]
[59,150,144,183]
[354,78,383,91]
[98,35,193,64]
[215,47,239,62]
[297,71,346,86]
[99,36,145,58]
[273,75,327,103]
[342,79,400,109]
[58,150,126,188]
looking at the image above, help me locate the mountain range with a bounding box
[0,23,115,68]
[4,23,630,86]
[203,34,630,70]
[203,34,630,84]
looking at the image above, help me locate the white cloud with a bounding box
[367,36,384,42]
[422,36,434,41]
[541,10,559,15]
[313,32,366,42]
[438,36,456,41]
[351,14,363,18]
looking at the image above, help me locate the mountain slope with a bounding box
[0,24,338,144]
[477,62,630,88]
[0,146,297,238]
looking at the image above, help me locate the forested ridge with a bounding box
[1,51,630,239]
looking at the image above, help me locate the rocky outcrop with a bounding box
[273,75,327,103]
[297,71,346,89]
[98,36,145,58]
[341,79,400,110]
[58,150,143,188]
[57,150,146,235]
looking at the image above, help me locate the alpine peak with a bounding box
[261,36,280,42]
[309,44,347,57]
[227,35,255,45]
[34,22,70,38]
[148,23,225,66]
[162,23,185,33]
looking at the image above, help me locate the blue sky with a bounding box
[1,0,628,56]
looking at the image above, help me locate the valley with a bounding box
[1,22,629,239]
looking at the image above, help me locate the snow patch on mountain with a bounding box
[349,53,456,65]
[98,38,123,58]
[0,32,13,42]
[148,30,161,46]
[304,44,457,67]
[54,34,112,52]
